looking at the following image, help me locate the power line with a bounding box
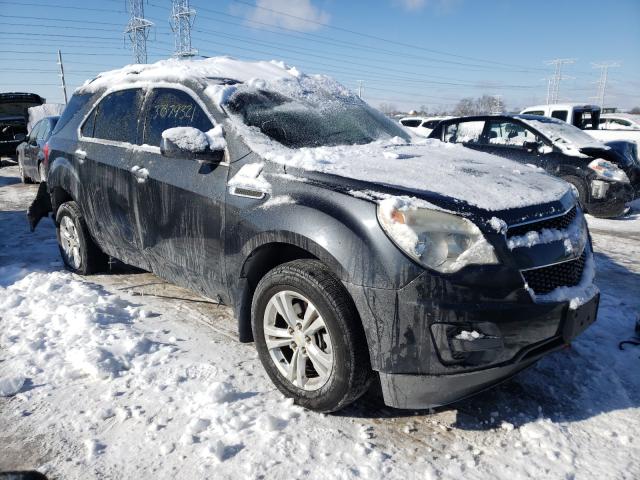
[228,0,548,72]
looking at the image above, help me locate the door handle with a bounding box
[131,165,149,183]
[74,149,87,164]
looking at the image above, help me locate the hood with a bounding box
[260,138,571,214]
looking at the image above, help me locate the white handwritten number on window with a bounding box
[152,103,197,123]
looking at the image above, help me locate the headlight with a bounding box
[588,159,630,183]
[377,198,499,273]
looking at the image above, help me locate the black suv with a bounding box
[30,59,599,412]
[0,92,45,161]
[429,114,639,218]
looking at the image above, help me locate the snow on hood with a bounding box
[76,56,302,95]
[254,137,571,212]
[519,116,608,157]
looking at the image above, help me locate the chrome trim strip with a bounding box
[507,204,576,232]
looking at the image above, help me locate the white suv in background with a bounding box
[399,116,450,137]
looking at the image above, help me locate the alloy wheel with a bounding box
[263,290,334,391]
[59,216,81,270]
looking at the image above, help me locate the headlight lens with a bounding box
[377,198,499,273]
[588,159,630,183]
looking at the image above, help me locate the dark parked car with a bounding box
[29,58,599,412]
[16,116,59,183]
[0,92,45,161]
[429,114,639,218]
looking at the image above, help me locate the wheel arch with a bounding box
[234,237,349,343]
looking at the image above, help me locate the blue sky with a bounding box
[1,0,639,112]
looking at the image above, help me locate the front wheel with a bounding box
[55,201,107,274]
[252,260,372,412]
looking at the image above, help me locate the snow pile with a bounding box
[507,215,588,255]
[488,217,507,233]
[228,163,271,192]
[162,125,227,153]
[27,103,65,131]
[77,57,301,95]
[259,195,295,209]
[527,251,599,309]
[455,330,485,341]
[162,127,209,152]
[0,271,162,382]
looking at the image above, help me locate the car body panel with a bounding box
[29,61,601,409]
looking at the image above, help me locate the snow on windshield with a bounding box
[519,116,606,156]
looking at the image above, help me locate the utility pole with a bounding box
[592,62,620,109]
[57,49,68,104]
[125,0,154,64]
[170,0,197,58]
[546,58,575,104]
[357,80,364,99]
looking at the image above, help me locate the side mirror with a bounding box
[523,141,540,153]
[160,127,225,164]
[14,133,26,142]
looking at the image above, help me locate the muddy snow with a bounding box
[0,162,639,479]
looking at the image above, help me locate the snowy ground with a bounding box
[1,161,639,479]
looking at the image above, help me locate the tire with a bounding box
[562,175,588,210]
[55,201,108,275]
[38,162,46,183]
[251,259,372,412]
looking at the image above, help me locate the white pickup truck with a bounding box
[520,104,640,159]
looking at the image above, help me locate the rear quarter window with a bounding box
[400,119,422,127]
[51,93,92,136]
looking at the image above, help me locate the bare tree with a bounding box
[629,106,640,114]
[379,102,398,115]
[452,98,477,116]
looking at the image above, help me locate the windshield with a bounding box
[225,87,409,148]
[0,102,41,118]
[519,116,604,151]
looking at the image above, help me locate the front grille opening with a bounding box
[507,206,577,238]
[522,251,586,295]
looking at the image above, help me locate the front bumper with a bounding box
[587,179,635,215]
[377,293,599,409]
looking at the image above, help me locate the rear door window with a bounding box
[444,120,485,144]
[142,88,213,147]
[84,89,144,144]
[486,120,537,147]
[551,110,568,121]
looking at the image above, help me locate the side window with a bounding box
[422,120,438,129]
[87,89,144,144]
[551,110,568,121]
[444,121,485,144]
[29,121,43,142]
[143,88,213,147]
[486,121,537,147]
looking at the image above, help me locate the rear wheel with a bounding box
[252,259,372,412]
[55,201,107,274]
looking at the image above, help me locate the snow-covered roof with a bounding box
[76,56,302,95]
[521,103,601,113]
